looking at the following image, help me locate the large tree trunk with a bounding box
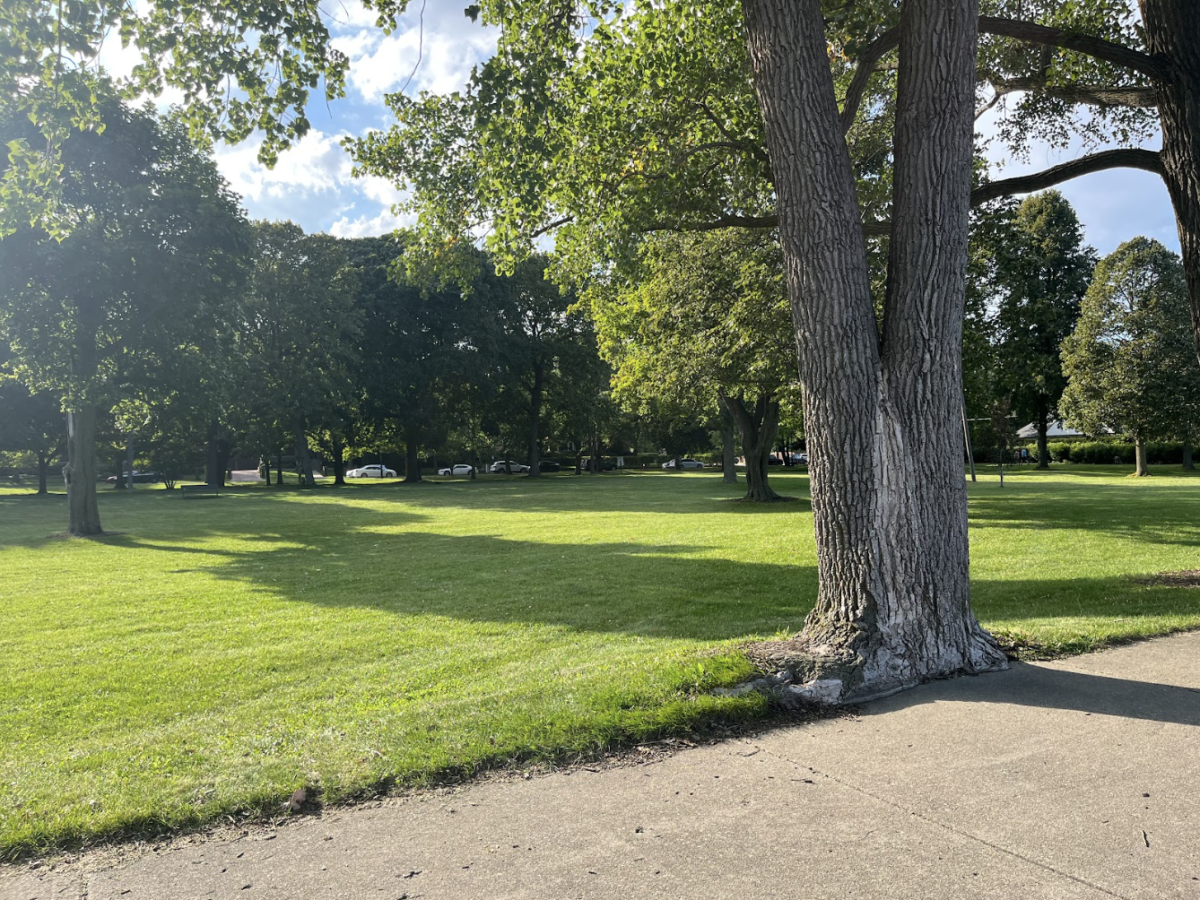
[1183,439,1195,470]
[37,450,48,495]
[720,407,738,484]
[741,0,1005,702]
[1141,1,1200,373]
[721,392,782,502]
[1134,435,1151,476]
[527,363,544,478]
[65,407,102,536]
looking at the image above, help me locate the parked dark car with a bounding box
[538,460,562,472]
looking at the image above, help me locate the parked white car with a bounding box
[662,458,704,470]
[438,464,476,476]
[346,465,397,478]
[489,460,530,473]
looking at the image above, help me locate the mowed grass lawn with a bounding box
[3,466,1200,857]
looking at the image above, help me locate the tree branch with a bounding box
[979,16,1166,81]
[985,75,1157,109]
[971,148,1164,205]
[840,28,900,135]
[841,15,1163,135]
[646,213,778,233]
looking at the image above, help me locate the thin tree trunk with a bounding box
[527,363,544,478]
[124,435,136,490]
[741,0,1004,702]
[1183,439,1195,470]
[720,392,782,502]
[404,427,422,483]
[37,450,48,495]
[65,407,102,536]
[275,452,283,487]
[1141,1,1200,375]
[720,406,738,484]
[263,457,272,486]
[295,421,313,488]
[206,420,221,487]
[1134,436,1151,476]
[1036,413,1050,469]
[332,437,346,486]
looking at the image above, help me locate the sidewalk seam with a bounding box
[752,741,1134,900]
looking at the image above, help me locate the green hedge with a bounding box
[1039,440,1186,465]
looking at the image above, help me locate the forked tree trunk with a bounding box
[720,392,781,502]
[1141,1,1200,374]
[65,407,102,536]
[742,0,1005,702]
[1134,436,1151,476]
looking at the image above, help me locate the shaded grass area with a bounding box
[2,466,1200,857]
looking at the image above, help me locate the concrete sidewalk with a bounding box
[5,632,1200,900]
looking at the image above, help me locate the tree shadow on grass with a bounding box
[967,482,1200,549]
[332,472,815,518]
[114,528,818,642]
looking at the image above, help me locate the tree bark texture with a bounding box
[741,0,1005,701]
[720,392,781,502]
[1140,0,1200,374]
[66,407,102,536]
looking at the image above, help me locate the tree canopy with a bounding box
[1060,237,1200,476]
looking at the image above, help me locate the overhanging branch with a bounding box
[971,148,1164,205]
[986,75,1157,109]
[978,16,1166,81]
[841,15,1163,133]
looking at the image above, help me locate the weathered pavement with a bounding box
[4,632,1199,900]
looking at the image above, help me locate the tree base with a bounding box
[742,627,1008,706]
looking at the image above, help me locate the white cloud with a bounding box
[342,17,498,102]
[215,130,353,204]
[330,207,415,238]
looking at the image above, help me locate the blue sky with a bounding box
[203,6,1180,258]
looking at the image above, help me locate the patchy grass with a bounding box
[2,465,1199,857]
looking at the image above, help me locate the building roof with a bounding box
[1016,420,1088,440]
